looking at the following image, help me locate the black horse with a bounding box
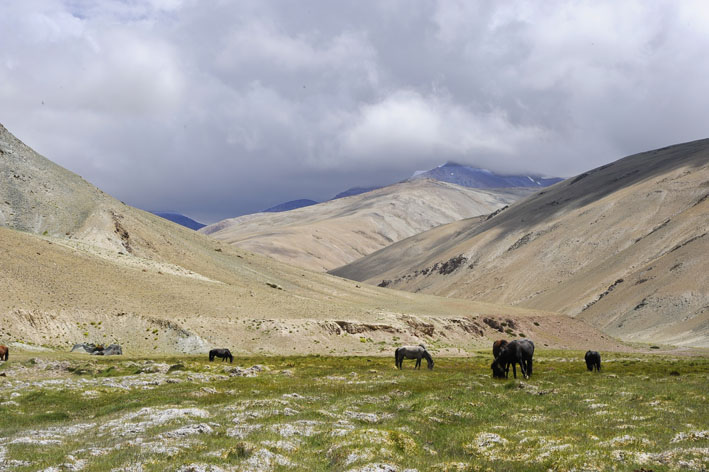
[492,339,509,377]
[491,339,534,379]
[395,345,434,370]
[585,350,601,372]
[209,348,233,363]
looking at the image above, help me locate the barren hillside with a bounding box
[0,124,619,354]
[201,180,532,271]
[331,140,709,347]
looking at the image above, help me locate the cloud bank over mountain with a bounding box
[1,1,708,222]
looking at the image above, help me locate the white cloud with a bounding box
[340,90,543,165]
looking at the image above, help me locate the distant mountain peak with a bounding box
[410,163,562,189]
[332,186,383,200]
[262,199,318,213]
[151,212,206,230]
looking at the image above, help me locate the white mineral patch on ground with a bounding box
[104,407,210,437]
[241,448,293,472]
[671,430,709,442]
[163,423,214,438]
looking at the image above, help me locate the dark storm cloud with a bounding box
[1,0,708,223]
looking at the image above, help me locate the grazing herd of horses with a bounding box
[0,342,602,377]
[391,340,601,379]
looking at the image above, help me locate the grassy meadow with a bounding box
[0,350,707,471]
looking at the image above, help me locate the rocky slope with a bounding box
[331,139,709,347]
[0,123,618,354]
[201,180,533,272]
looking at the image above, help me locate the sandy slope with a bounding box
[0,123,619,354]
[201,180,532,271]
[331,139,709,347]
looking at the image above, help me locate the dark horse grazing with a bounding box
[585,350,601,372]
[209,348,233,363]
[0,345,7,361]
[492,339,534,379]
[395,345,433,370]
[492,339,509,377]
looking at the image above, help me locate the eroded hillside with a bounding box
[332,140,709,347]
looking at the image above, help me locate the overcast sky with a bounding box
[2,1,708,223]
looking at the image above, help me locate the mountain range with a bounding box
[331,140,709,347]
[150,164,563,230]
[215,166,564,221]
[200,181,535,272]
[2,121,707,350]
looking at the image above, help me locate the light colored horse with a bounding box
[395,344,433,370]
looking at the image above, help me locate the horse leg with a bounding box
[520,362,528,379]
[415,357,421,369]
[512,363,517,379]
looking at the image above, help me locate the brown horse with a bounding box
[492,339,508,358]
[0,345,8,361]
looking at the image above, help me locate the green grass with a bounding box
[0,351,707,471]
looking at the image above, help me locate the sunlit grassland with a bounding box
[0,351,707,471]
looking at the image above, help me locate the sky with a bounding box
[1,0,709,223]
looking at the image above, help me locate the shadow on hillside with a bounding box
[479,138,709,243]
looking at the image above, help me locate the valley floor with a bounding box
[0,352,707,471]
